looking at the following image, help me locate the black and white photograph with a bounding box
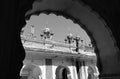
[0,0,120,79]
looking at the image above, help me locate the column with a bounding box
[45,59,53,79]
[79,61,88,79]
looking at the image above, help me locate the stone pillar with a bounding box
[79,61,88,79]
[45,59,53,79]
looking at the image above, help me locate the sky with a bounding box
[22,13,91,45]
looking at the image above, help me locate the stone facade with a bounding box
[20,36,99,79]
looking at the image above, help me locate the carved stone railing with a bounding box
[21,34,94,53]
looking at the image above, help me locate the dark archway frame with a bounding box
[24,10,102,72]
[18,2,102,79]
[1,0,119,79]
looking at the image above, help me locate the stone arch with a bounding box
[55,65,72,79]
[1,0,120,78]
[19,0,120,77]
[20,63,42,79]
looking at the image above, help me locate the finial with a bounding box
[40,27,54,43]
[65,33,74,44]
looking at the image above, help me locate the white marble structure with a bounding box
[20,35,99,79]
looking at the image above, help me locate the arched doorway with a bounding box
[23,0,120,75]
[55,65,72,79]
[1,0,120,79]
[20,64,42,79]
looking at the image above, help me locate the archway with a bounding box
[21,5,99,79]
[55,65,72,79]
[0,0,120,79]
[20,64,42,79]
[23,0,120,75]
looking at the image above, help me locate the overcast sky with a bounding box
[22,13,91,45]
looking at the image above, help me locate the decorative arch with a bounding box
[0,0,119,78]
[18,0,120,78]
[55,65,72,79]
[20,64,42,79]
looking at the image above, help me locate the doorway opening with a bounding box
[55,65,71,79]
